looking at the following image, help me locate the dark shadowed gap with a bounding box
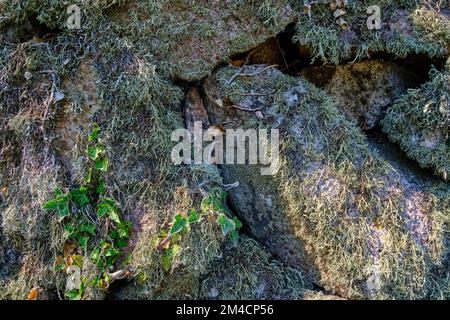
[1,14,62,43]
[230,22,445,83]
[228,22,314,75]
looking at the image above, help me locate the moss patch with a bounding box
[201,237,311,300]
[293,2,449,64]
[202,65,450,299]
[382,68,450,180]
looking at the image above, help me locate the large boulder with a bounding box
[101,0,295,80]
[202,65,450,299]
[0,27,226,300]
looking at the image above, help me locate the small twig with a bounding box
[275,38,290,73]
[110,269,128,281]
[159,234,171,247]
[225,68,243,86]
[239,65,278,77]
[226,65,277,86]
[197,179,213,190]
[56,288,62,301]
[223,182,239,191]
[38,70,57,121]
[229,104,263,112]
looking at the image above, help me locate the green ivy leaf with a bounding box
[72,255,83,268]
[90,247,101,264]
[58,202,70,219]
[108,210,121,224]
[232,216,243,229]
[105,247,120,258]
[115,239,128,248]
[201,189,228,214]
[44,195,70,219]
[105,247,120,267]
[64,223,76,239]
[54,188,63,197]
[95,158,109,172]
[65,289,82,300]
[162,244,181,272]
[229,230,239,247]
[90,276,101,288]
[188,209,199,223]
[83,168,92,184]
[70,186,90,207]
[80,223,96,236]
[117,225,130,239]
[170,214,187,235]
[172,244,181,255]
[217,214,235,236]
[87,144,101,160]
[43,199,60,210]
[161,252,172,272]
[171,233,181,243]
[97,198,116,219]
[88,123,100,142]
[54,262,65,272]
[96,178,106,194]
[78,236,90,252]
[100,240,110,249]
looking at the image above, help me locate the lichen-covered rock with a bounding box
[1,0,294,80]
[0,0,300,299]
[294,2,450,64]
[100,0,295,80]
[0,20,226,300]
[202,65,450,299]
[299,59,424,129]
[381,67,450,180]
[0,0,449,301]
[201,237,311,300]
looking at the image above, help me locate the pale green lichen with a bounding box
[293,1,448,64]
[0,0,449,301]
[382,68,450,180]
[201,237,311,300]
[207,65,450,299]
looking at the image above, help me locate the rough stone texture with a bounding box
[183,86,210,133]
[300,59,424,129]
[0,0,449,301]
[53,60,99,182]
[202,65,450,299]
[108,0,295,80]
[201,236,310,300]
[294,3,450,64]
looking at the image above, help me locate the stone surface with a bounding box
[202,65,450,299]
[300,59,423,129]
